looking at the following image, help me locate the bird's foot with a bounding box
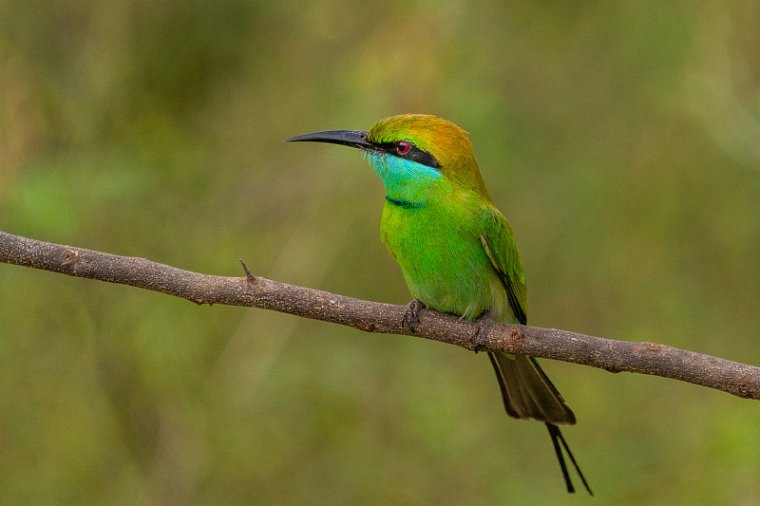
[470,310,493,353]
[402,299,425,333]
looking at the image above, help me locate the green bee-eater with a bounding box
[288,114,591,494]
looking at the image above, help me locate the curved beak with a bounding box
[286,130,372,151]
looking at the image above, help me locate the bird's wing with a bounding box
[479,206,528,324]
[479,205,578,425]
[479,206,589,494]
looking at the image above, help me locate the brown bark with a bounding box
[2,229,758,400]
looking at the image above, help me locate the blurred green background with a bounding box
[2,1,760,504]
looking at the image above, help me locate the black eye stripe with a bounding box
[375,142,441,169]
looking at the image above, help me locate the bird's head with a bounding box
[288,114,490,207]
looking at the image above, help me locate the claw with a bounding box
[402,299,425,333]
[471,310,493,352]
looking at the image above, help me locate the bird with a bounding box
[287,114,591,494]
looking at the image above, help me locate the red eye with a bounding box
[395,140,412,156]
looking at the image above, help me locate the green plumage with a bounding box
[288,114,591,494]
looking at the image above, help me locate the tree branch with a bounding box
[1,229,759,400]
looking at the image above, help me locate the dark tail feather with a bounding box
[488,352,592,495]
[547,423,593,495]
[488,352,576,424]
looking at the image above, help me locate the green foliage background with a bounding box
[2,1,760,504]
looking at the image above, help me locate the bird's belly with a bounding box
[381,209,507,321]
[404,258,499,320]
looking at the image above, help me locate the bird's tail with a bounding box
[488,352,592,495]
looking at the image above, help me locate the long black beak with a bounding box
[286,130,373,150]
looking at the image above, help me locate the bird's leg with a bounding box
[470,310,493,353]
[402,299,425,333]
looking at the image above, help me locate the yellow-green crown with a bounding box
[367,114,489,196]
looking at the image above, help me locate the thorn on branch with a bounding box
[239,259,256,283]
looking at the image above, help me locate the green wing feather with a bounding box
[478,207,527,325]
[479,205,591,494]
[478,205,576,425]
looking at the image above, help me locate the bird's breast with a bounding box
[380,201,508,321]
